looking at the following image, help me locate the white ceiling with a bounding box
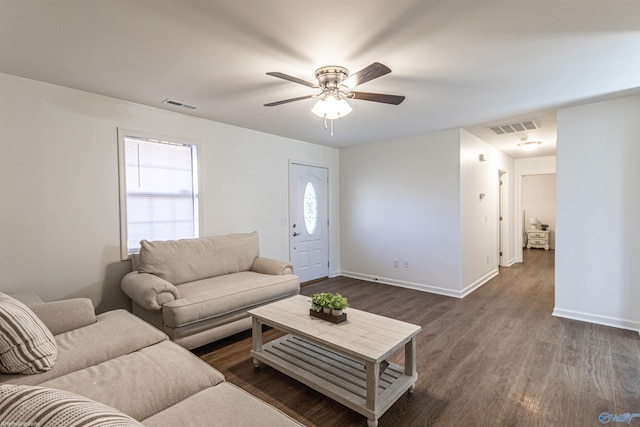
[1,1,639,157]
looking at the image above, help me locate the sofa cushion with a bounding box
[162,272,300,328]
[40,341,225,421]
[142,382,304,427]
[0,293,57,375]
[29,298,97,335]
[0,384,143,426]
[1,310,167,386]
[138,232,260,285]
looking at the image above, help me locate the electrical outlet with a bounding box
[404,260,409,268]
[486,255,490,263]
[393,260,399,268]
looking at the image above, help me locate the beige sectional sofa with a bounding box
[0,293,303,426]
[121,232,300,349]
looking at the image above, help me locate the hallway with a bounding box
[196,249,640,426]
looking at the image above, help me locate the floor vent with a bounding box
[162,99,198,110]
[488,119,539,135]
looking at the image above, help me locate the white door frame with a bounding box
[515,166,556,263]
[498,170,506,267]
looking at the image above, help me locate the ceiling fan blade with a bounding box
[264,94,316,107]
[347,91,405,105]
[266,72,319,88]
[342,62,392,89]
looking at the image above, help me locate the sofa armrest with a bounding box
[251,257,294,275]
[121,271,181,311]
[29,298,97,335]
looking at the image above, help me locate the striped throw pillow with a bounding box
[0,384,144,426]
[0,292,58,374]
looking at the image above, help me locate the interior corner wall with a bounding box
[339,130,463,296]
[554,94,640,332]
[0,73,340,313]
[459,129,514,295]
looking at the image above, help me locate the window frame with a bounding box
[117,128,201,260]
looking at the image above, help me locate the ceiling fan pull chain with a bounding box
[320,114,335,136]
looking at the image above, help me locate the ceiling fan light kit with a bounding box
[311,96,352,120]
[310,94,353,136]
[264,62,405,136]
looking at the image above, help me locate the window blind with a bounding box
[122,136,199,254]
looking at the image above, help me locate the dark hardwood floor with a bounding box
[194,249,640,426]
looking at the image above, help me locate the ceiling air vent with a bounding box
[488,119,539,135]
[162,99,198,110]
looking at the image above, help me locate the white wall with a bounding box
[340,130,462,295]
[339,128,514,297]
[522,174,556,248]
[554,94,640,333]
[0,73,340,312]
[460,129,514,293]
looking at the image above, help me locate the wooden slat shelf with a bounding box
[252,334,416,421]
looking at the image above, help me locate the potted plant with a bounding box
[310,293,324,312]
[321,293,333,314]
[329,293,348,316]
[311,293,333,314]
[310,292,349,323]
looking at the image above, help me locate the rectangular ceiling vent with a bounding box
[488,119,539,135]
[162,98,198,110]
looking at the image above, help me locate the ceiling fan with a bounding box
[264,62,405,135]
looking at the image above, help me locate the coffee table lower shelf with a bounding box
[251,334,416,426]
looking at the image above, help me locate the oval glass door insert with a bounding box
[303,182,318,235]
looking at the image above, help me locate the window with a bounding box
[303,181,318,235]
[118,130,199,258]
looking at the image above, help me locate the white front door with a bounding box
[289,163,329,283]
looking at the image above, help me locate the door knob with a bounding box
[293,232,300,237]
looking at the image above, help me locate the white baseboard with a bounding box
[502,257,519,267]
[553,308,640,335]
[339,269,498,299]
[340,271,462,298]
[459,268,499,298]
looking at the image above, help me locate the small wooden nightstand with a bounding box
[526,230,550,250]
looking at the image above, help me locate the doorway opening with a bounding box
[521,173,556,262]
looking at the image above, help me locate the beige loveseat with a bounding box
[121,232,300,349]
[0,292,303,426]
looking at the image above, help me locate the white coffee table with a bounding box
[249,295,421,427]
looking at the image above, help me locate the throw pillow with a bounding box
[0,292,58,374]
[0,384,144,426]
